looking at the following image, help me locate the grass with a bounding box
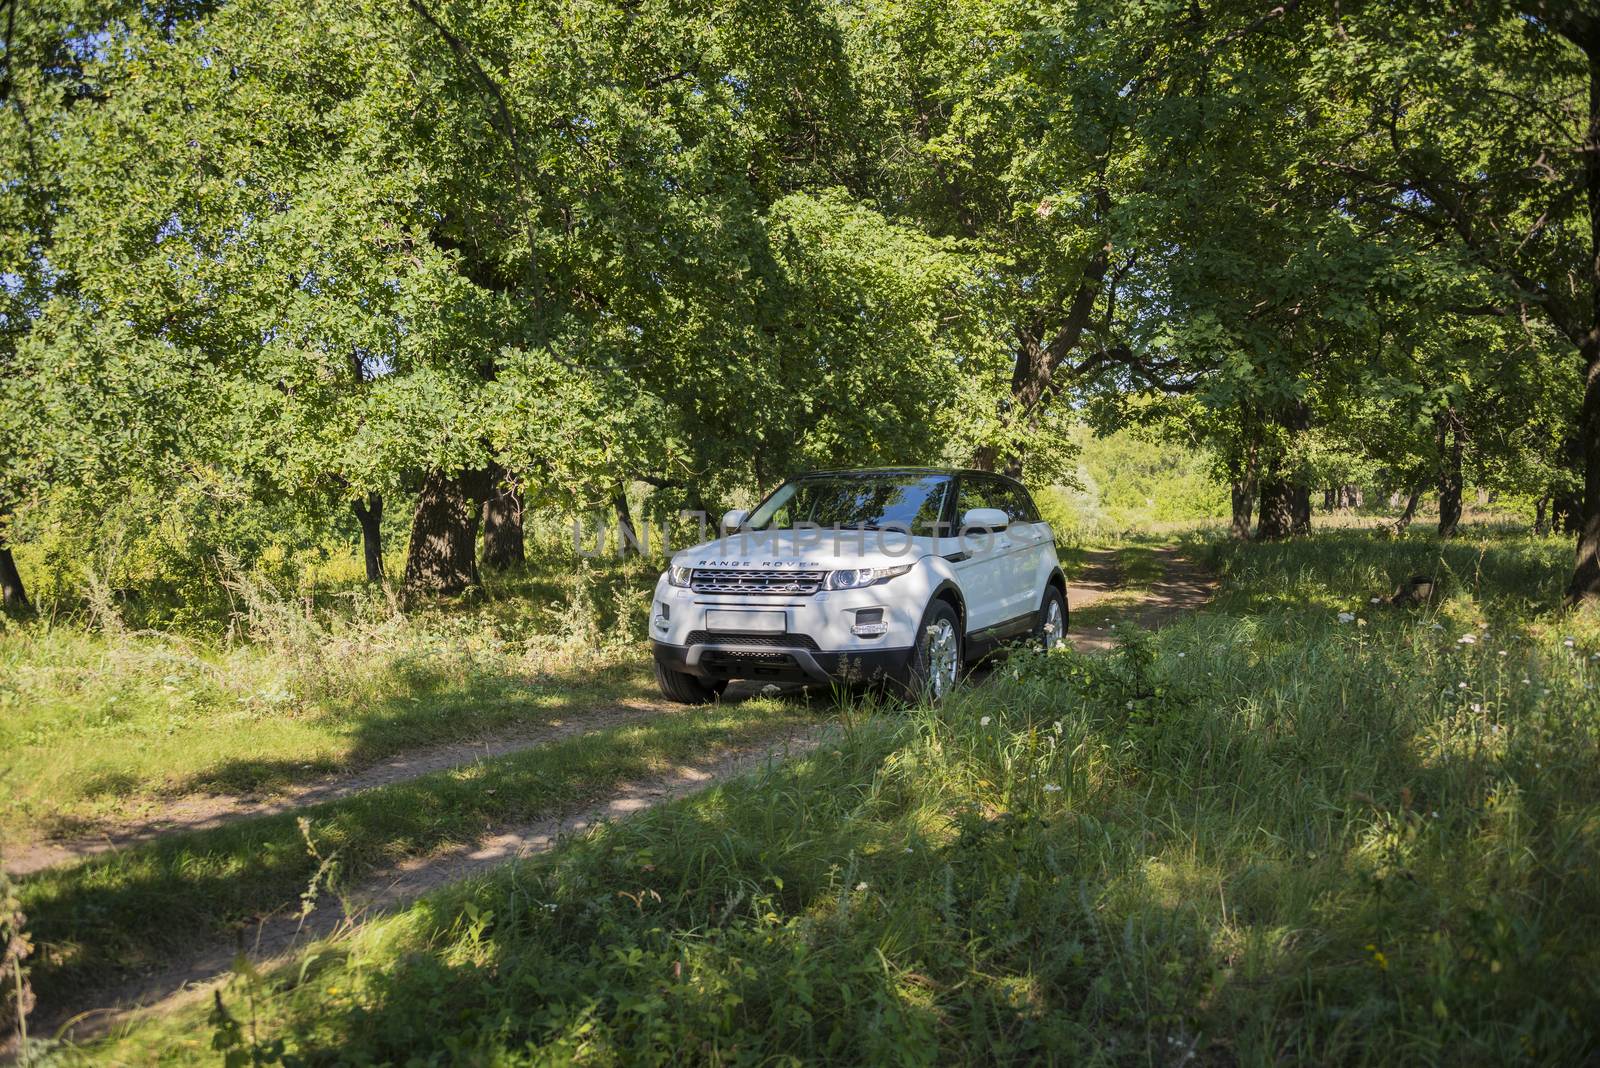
[0,556,659,844]
[57,523,1600,1065]
[1062,530,1177,631]
[16,696,821,1015]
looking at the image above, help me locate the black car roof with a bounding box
[791,466,1023,484]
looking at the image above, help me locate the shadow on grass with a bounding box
[21,695,832,1020]
[202,731,1230,1064]
[1202,524,1572,622]
[146,531,1596,1063]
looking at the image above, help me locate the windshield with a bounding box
[745,474,952,532]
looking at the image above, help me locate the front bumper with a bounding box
[648,563,937,685]
[653,636,914,685]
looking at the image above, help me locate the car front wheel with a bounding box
[1036,586,1068,651]
[907,600,962,702]
[654,659,728,704]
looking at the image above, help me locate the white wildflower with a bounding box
[979,716,992,726]
[855,881,868,891]
[1564,638,1576,648]
[1457,634,1477,645]
[1043,783,1062,793]
[1370,597,1381,604]
[1338,612,1356,623]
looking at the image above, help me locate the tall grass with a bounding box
[0,557,658,842]
[75,526,1600,1065]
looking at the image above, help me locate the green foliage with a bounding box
[1076,429,1227,527]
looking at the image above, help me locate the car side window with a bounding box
[956,477,997,521]
[977,477,1035,524]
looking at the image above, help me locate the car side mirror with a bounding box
[961,507,1010,533]
[721,508,749,534]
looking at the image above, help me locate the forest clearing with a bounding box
[6,0,1600,1063]
[4,522,1598,1063]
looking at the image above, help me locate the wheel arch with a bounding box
[1047,566,1067,600]
[1045,567,1069,631]
[928,578,966,636]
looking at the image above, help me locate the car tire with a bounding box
[654,659,728,704]
[906,599,963,702]
[1036,585,1068,651]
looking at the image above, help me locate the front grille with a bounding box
[690,568,824,595]
[687,631,820,651]
[701,649,801,677]
[704,649,795,663]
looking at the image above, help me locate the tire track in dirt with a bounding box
[5,699,680,877]
[11,548,1210,878]
[25,722,828,1049]
[1065,545,1216,653]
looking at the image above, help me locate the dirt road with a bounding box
[11,545,1215,1051]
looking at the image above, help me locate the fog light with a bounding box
[659,602,670,620]
[852,608,888,637]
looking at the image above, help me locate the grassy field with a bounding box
[37,524,1595,1065]
[14,697,820,1016]
[0,558,660,844]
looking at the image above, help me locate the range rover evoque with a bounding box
[650,467,1068,702]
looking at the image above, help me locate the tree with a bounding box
[843,0,1312,479]
[1308,3,1599,596]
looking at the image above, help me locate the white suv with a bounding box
[650,468,1067,702]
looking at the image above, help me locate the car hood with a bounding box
[670,528,933,571]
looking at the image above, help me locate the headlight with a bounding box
[824,563,913,591]
[667,564,693,587]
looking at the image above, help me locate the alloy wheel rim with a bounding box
[1043,600,1064,650]
[924,618,958,697]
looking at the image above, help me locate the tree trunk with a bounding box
[613,485,641,556]
[481,469,525,571]
[1566,46,1600,602]
[1536,496,1550,536]
[1228,437,1259,540]
[1289,483,1312,535]
[403,470,484,597]
[1393,484,1423,534]
[352,492,385,583]
[1437,409,1463,539]
[1323,487,1336,511]
[0,545,28,613]
[1572,336,1600,597]
[1255,477,1293,540]
[1556,490,1583,534]
[1230,480,1255,540]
